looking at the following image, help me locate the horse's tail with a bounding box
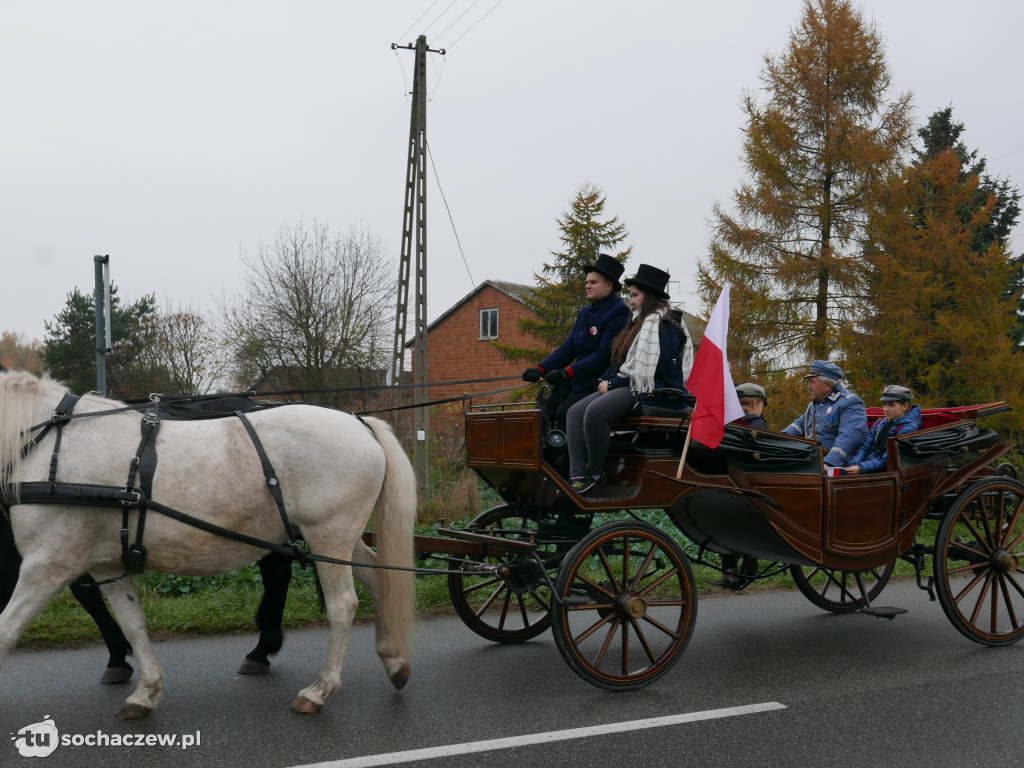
[364,417,417,656]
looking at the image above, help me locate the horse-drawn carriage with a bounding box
[1,369,1021,717]
[436,395,1023,690]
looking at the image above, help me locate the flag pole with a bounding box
[675,420,694,479]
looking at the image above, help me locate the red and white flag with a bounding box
[686,283,744,449]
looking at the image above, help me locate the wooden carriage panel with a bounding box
[825,476,898,558]
[746,475,825,563]
[465,410,541,470]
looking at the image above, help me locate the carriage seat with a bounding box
[614,388,693,431]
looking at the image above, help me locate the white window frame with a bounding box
[479,308,499,339]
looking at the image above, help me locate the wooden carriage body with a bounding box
[465,403,1010,572]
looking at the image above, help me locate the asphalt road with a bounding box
[2,579,1021,768]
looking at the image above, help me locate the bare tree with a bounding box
[110,301,226,397]
[220,220,395,407]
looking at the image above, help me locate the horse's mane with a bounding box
[0,371,71,501]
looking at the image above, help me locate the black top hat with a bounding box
[583,253,625,291]
[624,264,671,300]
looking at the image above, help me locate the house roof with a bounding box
[423,280,535,335]
[414,278,706,347]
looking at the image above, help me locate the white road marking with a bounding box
[289,702,787,768]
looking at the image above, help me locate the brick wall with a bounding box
[414,284,539,408]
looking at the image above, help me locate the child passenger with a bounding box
[844,385,921,475]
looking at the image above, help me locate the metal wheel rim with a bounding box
[789,560,895,613]
[447,505,558,643]
[552,521,696,689]
[935,478,1024,646]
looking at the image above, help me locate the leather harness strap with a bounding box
[120,403,161,573]
[234,411,308,565]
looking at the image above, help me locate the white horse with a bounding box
[0,370,416,718]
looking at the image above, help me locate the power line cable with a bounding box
[444,0,504,50]
[426,140,475,288]
[422,0,460,36]
[434,0,483,43]
[395,0,442,44]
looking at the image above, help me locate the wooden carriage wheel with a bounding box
[789,560,895,613]
[934,477,1024,646]
[550,521,697,690]
[447,505,563,643]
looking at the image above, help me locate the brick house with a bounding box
[413,280,538,408]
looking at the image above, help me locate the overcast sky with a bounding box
[3,0,1022,344]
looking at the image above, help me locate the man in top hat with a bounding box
[781,360,867,467]
[522,253,630,429]
[844,385,921,475]
[734,382,768,430]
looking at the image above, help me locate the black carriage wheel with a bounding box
[934,477,1024,647]
[447,505,562,643]
[789,560,895,613]
[550,520,697,690]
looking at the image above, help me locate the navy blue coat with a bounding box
[846,405,922,473]
[782,384,868,466]
[602,315,687,394]
[539,293,630,393]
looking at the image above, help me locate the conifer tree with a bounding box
[496,183,632,362]
[850,122,1024,411]
[697,0,913,375]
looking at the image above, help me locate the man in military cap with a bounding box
[781,361,867,468]
[844,385,921,475]
[522,253,630,429]
[734,382,768,430]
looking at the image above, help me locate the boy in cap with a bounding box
[734,382,768,430]
[844,385,921,475]
[522,253,630,428]
[781,361,867,468]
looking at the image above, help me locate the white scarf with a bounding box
[616,307,665,393]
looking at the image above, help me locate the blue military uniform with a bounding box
[782,361,867,467]
[539,292,629,393]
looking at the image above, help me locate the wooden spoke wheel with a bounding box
[934,477,1024,646]
[550,521,697,690]
[789,560,895,613]
[448,505,566,643]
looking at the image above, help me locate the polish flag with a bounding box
[686,283,744,449]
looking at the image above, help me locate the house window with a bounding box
[479,308,499,339]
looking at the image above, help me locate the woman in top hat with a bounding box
[521,253,631,429]
[565,264,692,494]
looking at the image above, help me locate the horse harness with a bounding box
[13,395,309,574]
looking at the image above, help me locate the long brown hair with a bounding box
[610,293,671,365]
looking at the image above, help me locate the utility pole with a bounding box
[93,255,111,396]
[390,34,445,494]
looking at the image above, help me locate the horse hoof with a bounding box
[388,662,411,690]
[101,664,134,685]
[290,696,322,715]
[238,658,271,675]
[115,703,152,720]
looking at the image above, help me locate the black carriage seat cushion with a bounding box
[896,424,1000,467]
[615,388,695,428]
[689,424,822,476]
[159,396,281,421]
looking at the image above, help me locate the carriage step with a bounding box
[560,595,592,606]
[862,606,908,620]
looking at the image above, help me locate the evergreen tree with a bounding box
[915,107,1022,345]
[852,145,1024,412]
[496,183,632,362]
[697,0,913,375]
[40,286,157,396]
